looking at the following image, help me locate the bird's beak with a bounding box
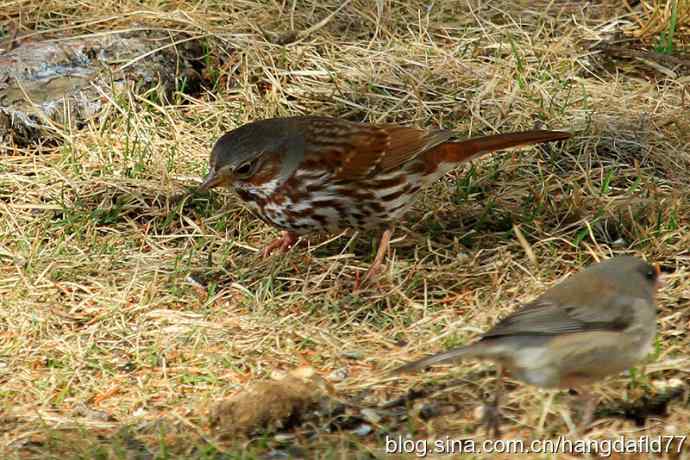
[198,170,227,192]
[654,263,664,290]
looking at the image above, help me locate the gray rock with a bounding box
[0,33,202,146]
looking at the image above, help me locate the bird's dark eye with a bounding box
[642,263,660,281]
[235,161,254,177]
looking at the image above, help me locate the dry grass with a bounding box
[1,1,689,458]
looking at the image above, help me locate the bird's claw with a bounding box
[261,231,298,258]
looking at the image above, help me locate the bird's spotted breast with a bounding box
[234,152,458,234]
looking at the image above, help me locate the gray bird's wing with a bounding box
[481,295,639,339]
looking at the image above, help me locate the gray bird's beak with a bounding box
[198,170,224,192]
[654,263,664,290]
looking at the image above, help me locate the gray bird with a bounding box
[395,256,662,433]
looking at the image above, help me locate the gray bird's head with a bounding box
[560,256,663,304]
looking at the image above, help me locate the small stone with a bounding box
[352,424,373,437]
[262,449,289,460]
[340,351,363,360]
[289,366,316,380]
[273,433,295,442]
[361,394,380,406]
[667,378,685,389]
[326,368,348,383]
[457,252,470,261]
[652,378,685,392]
[473,405,485,421]
[360,408,382,424]
[418,403,439,420]
[73,403,114,422]
[270,369,288,380]
[611,237,627,247]
[263,446,305,459]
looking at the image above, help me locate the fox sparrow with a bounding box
[199,116,570,280]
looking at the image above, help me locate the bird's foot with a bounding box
[353,269,382,291]
[480,400,502,438]
[261,231,298,258]
[362,258,384,284]
[354,253,385,292]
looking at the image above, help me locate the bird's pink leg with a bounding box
[261,230,298,258]
[361,228,393,284]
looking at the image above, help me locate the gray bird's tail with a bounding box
[393,343,486,374]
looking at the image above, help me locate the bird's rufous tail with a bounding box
[429,129,571,165]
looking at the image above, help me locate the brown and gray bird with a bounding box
[199,116,570,282]
[395,256,662,433]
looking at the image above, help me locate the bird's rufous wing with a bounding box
[301,118,452,179]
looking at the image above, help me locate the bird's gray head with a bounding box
[198,118,304,193]
[585,256,662,300]
[542,255,662,314]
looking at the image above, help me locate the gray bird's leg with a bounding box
[578,389,599,432]
[481,364,504,438]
